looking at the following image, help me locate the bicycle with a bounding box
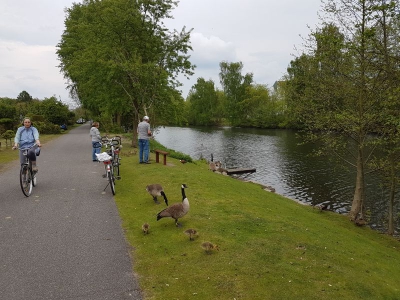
[17,144,39,197]
[94,136,122,195]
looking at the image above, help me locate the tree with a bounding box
[57,0,195,145]
[17,91,33,102]
[286,0,400,223]
[219,61,253,126]
[239,84,282,128]
[367,0,400,234]
[187,78,220,126]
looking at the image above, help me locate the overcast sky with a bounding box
[0,0,321,108]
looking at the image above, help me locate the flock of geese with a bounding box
[143,183,219,254]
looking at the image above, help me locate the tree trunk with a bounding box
[388,166,395,235]
[349,147,365,221]
[131,110,139,148]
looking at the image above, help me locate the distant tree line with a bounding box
[0,91,74,137]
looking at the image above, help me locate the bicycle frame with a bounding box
[97,136,121,195]
[19,145,37,197]
[102,159,115,195]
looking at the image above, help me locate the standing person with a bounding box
[137,116,152,164]
[90,122,101,162]
[13,117,41,172]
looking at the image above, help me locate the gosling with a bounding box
[184,228,198,241]
[142,223,150,234]
[201,242,219,254]
[156,184,189,227]
[146,184,169,206]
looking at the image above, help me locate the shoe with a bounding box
[32,166,38,172]
[139,162,144,164]
[93,160,98,162]
[145,161,151,164]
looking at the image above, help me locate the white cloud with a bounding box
[0,40,68,101]
[0,0,321,103]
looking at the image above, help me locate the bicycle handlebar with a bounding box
[14,144,40,151]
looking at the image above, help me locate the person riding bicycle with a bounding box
[13,117,41,172]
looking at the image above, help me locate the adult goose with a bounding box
[157,184,189,227]
[146,184,169,206]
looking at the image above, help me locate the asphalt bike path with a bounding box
[0,124,142,299]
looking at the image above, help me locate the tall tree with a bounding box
[17,91,33,102]
[187,78,219,126]
[219,61,253,126]
[57,0,194,145]
[286,0,400,223]
[367,0,400,234]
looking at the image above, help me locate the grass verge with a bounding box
[116,141,400,300]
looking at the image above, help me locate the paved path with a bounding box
[0,124,142,300]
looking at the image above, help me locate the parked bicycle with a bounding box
[94,136,122,195]
[17,144,39,197]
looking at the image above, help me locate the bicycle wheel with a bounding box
[32,171,37,187]
[113,156,120,179]
[20,165,33,197]
[108,169,116,195]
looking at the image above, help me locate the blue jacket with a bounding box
[14,126,39,149]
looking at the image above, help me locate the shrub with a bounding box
[34,121,61,134]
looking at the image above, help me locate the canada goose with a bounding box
[209,160,222,172]
[180,159,187,164]
[201,242,219,254]
[146,184,168,206]
[313,202,329,211]
[156,184,189,227]
[142,223,150,234]
[184,228,198,241]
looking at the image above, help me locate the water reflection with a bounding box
[154,126,399,233]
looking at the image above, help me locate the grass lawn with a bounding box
[116,140,400,300]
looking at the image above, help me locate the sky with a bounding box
[0,0,322,109]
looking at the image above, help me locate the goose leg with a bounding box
[153,196,160,204]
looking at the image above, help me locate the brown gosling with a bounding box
[142,223,150,234]
[156,184,189,227]
[201,242,219,254]
[146,184,168,206]
[184,228,198,241]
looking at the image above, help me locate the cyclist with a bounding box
[12,117,42,172]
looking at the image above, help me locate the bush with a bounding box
[1,130,15,146]
[33,121,61,134]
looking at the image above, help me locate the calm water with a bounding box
[154,126,399,233]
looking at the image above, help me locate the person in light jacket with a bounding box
[90,122,101,161]
[137,116,152,164]
[13,117,41,172]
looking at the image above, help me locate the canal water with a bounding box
[154,126,399,234]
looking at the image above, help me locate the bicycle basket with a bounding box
[96,152,112,161]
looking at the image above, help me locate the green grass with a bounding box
[0,133,63,172]
[2,134,400,299]
[116,143,400,300]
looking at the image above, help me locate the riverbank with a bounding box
[116,142,400,299]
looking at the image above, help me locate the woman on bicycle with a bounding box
[13,117,41,172]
